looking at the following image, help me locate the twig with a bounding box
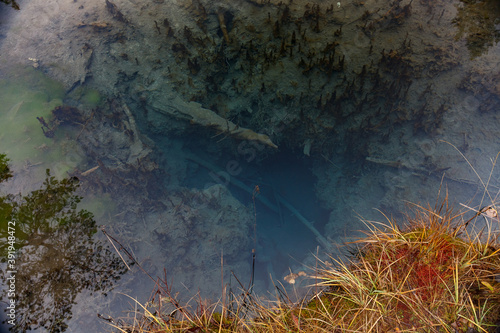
[100,226,195,322]
[76,110,95,140]
[81,165,99,176]
[101,226,132,270]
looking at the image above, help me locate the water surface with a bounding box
[0,0,499,331]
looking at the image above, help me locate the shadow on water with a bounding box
[0,155,129,332]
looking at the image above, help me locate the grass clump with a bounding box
[308,200,500,332]
[106,197,500,333]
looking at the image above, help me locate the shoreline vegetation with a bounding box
[106,193,500,333]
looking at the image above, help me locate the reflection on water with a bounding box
[0,0,500,331]
[0,157,128,332]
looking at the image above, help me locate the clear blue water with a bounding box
[0,0,499,331]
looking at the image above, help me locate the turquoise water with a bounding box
[0,0,499,331]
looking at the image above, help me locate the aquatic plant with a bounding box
[0,0,19,10]
[453,0,500,59]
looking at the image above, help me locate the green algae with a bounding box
[0,67,115,233]
[0,66,82,176]
[68,86,103,108]
[81,88,102,107]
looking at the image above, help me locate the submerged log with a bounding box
[366,156,488,188]
[165,96,278,149]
